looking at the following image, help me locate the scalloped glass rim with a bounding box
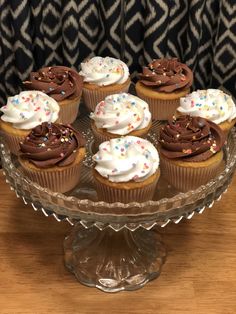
[1,127,236,220]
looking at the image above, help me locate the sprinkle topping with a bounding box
[93,136,159,183]
[178,89,236,124]
[90,93,151,135]
[23,66,83,101]
[0,91,60,130]
[79,56,129,86]
[159,115,225,162]
[19,122,85,168]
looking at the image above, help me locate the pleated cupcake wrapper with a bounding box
[58,97,81,125]
[94,177,159,203]
[20,161,83,193]
[91,122,149,152]
[160,157,222,192]
[1,132,27,155]
[219,119,236,137]
[91,123,114,152]
[135,92,180,120]
[82,83,130,112]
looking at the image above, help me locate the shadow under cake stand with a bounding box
[1,119,236,293]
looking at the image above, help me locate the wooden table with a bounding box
[0,169,236,314]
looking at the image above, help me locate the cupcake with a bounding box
[177,89,236,135]
[79,56,130,112]
[24,66,83,124]
[136,58,193,120]
[159,115,225,192]
[90,93,152,150]
[92,136,160,203]
[0,91,59,155]
[18,122,85,193]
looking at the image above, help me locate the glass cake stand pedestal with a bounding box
[1,119,236,293]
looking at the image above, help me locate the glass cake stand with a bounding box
[1,116,236,293]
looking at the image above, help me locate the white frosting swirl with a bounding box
[0,91,59,129]
[93,136,159,183]
[79,56,129,86]
[90,93,151,135]
[178,89,236,124]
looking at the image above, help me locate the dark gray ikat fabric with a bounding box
[0,0,235,105]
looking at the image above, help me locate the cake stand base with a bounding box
[64,224,166,292]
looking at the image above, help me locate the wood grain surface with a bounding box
[0,169,236,314]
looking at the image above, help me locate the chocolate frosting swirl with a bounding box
[24,66,83,101]
[159,115,225,162]
[139,58,193,92]
[20,122,85,168]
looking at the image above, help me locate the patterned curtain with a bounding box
[0,0,235,106]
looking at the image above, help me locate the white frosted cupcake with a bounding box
[0,91,59,154]
[93,136,160,203]
[79,56,130,111]
[90,93,152,149]
[178,89,236,135]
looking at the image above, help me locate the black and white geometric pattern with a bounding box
[0,0,235,106]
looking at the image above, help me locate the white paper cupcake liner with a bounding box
[94,174,159,203]
[91,122,151,152]
[58,97,81,125]
[135,92,180,120]
[1,131,26,155]
[83,82,130,112]
[20,159,83,193]
[160,155,223,192]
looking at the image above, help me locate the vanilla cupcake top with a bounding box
[93,136,159,183]
[0,91,59,130]
[79,56,129,86]
[178,89,236,124]
[90,93,151,135]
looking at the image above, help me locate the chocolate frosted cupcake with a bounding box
[24,66,83,124]
[136,58,193,120]
[159,115,225,191]
[19,122,85,193]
